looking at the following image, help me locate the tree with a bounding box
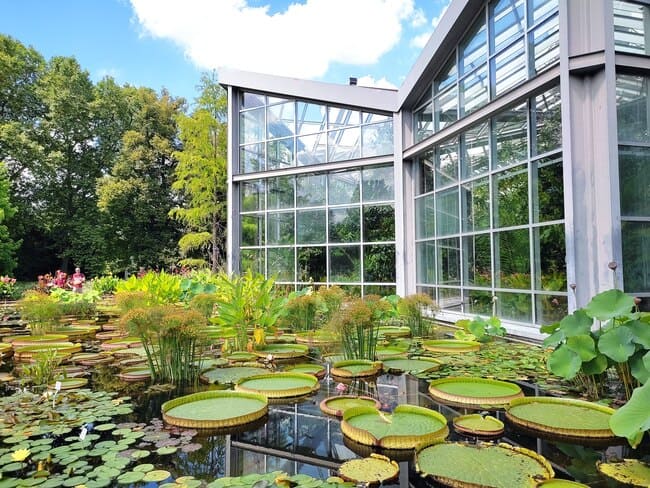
[170,73,227,272]
[97,87,185,271]
[0,163,19,273]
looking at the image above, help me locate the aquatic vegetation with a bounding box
[397,293,437,337]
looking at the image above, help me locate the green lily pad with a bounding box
[428,377,524,408]
[142,470,172,482]
[610,380,650,448]
[1,462,24,472]
[235,372,319,399]
[86,479,112,488]
[320,396,381,417]
[129,449,150,459]
[133,463,154,472]
[381,356,442,374]
[156,446,177,455]
[116,471,145,484]
[93,423,116,432]
[339,454,399,483]
[597,459,650,487]
[200,366,266,385]
[62,476,89,487]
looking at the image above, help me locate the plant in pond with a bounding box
[0,275,18,300]
[328,297,381,360]
[455,315,506,343]
[116,270,183,304]
[279,289,324,332]
[397,293,437,337]
[21,349,63,386]
[121,306,208,385]
[542,289,649,399]
[50,288,100,318]
[609,379,650,448]
[180,269,219,302]
[188,292,217,319]
[91,274,121,295]
[317,285,347,323]
[17,290,62,335]
[115,290,151,312]
[213,271,285,350]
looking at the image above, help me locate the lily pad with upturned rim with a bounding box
[338,454,399,484]
[422,339,481,353]
[453,414,505,437]
[285,363,326,378]
[162,390,268,429]
[382,356,442,374]
[377,326,411,338]
[428,377,524,408]
[506,397,617,441]
[252,344,309,359]
[416,442,554,487]
[375,344,409,359]
[341,404,449,449]
[224,351,258,362]
[596,459,650,487]
[48,378,88,390]
[200,366,266,385]
[320,395,381,417]
[535,480,590,487]
[235,372,320,399]
[331,360,382,378]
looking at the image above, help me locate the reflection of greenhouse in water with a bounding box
[221,0,650,338]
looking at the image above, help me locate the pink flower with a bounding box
[336,382,347,393]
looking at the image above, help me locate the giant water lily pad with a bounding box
[506,397,616,441]
[331,360,382,378]
[422,339,481,353]
[416,442,554,487]
[320,395,381,417]
[295,331,338,346]
[48,378,88,390]
[428,377,523,408]
[536,480,590,487]
[5,334,69,345]
[453,414,504,437]
[200,366,266,385]
[341,404,448,449]
[235,372,319,399]
[285,363,326,378]
[224,351,258,362]
[382,356,442,374]
[252,344,309,359]
[377,326,411,338]
[375,344,409,359]
[339,454,399,484]
[162,390,268,429]
[596,459,650,487]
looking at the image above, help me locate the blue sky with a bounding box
[0,0,450,105]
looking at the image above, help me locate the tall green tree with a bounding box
[0,162,19,273]
[170,73,227,271]
[97,87,185,271]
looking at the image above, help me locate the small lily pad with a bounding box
[156,446,177,455]
[117,471,145,484]
[94,423,117,432]
[62,476,89,487]
[143,470,172,482]
[133,463,154,472]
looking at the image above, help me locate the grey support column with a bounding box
[227,86,240,275]
[560,0,621,308]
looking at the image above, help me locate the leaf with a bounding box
[559,309,593,337]
[598,327,636,363]
[540,321,560,334]
[625,320,650,348]
[547,346,582,379]
[565,334,597,361]
[610,381,650,448]
[581,354,609,375]
[584,289,635,321]
[543,329,565,348]
[630,351,650,385]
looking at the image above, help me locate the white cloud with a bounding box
[410,8,427,28]
[130,0,416,79]
[431,2,449,29]
[356,75,397,89]
[410,32,430,49]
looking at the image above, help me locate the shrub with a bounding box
[91,275,121,295]
[17,291,62,335]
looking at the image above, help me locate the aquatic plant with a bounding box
[397,293,437,337]
[328,297,380,361]
[116,271,183,304]
[21,349,63,387]
[188,292,217,319]
[17,291,62,335]
[317,285,347,323]
[91,274,121,295]
[50,288,100,318]
[280,289,324,332]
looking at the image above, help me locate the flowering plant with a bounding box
[0,275,17,299]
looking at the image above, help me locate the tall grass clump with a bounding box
[328,296,388,360]
[398,293,437,337]
[17,291,62,335]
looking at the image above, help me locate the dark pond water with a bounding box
[124,367,649,487]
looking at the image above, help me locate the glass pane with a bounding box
[328,107,360,128]
[267,176,294,210]
[494,102,528,168]
[437,238,461,285]
[328,127,361,162]
[462,122,489,178]
[532,15,560,75]
[491,0,525,53]
[240,180,265,212]
[533,157,563,222]
[240,214,264,246]
[493,39,526,97]
[617,74,649,143]
[329,207,360,243]
[240,249,264,275]
[267,247,294,282]
[496,228,531,288]
[463,234,491,287]
[434,87,458,131]
[297,102,326,135]
[495,164,528,228]
[417,152,435,195]
[416,241,436,284]
[436,188,460,236]
[614,1,650,55]
[497,291,532,322]
[436,138,459,188]
[622,221,650,292]
[296,174,326,207]
[415,102,433,141]
[461,66,488,115]
[533,85,562,155]
[467,289,493,314]
[364,285,396,297]
[240,107,265,144]
[530,0,557,25]
[296,133,326,166]
[435,57,457,93]
[364,244,396,282]
[363,204,395,242]
[329,171,360,205]
[297,247,326,282]
[536,294,568,325]
[461,15,487,75]
[462,177,490,232]
[267,212,294,245]
[296,209,326,245]
[362,165,394,202]
[362,121,393,157]
[330,246,361,282]
[619,146,650,217]
[439,287,462,310]
[534,224,566,291]
[267,138,294,169]
[363,112,390,124]
[240,143,264,173]
[267,102,295,139]
[416,195,436,239]
[242,92,264,109]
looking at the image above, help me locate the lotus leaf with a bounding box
[597,459,650,487]
[609,380,650,448]
[417,442,554,487]
[117,471,145,484]
[339,454,399,483]
[143,470,172,482]
[598,326,636,363]
[584,289,634,321]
